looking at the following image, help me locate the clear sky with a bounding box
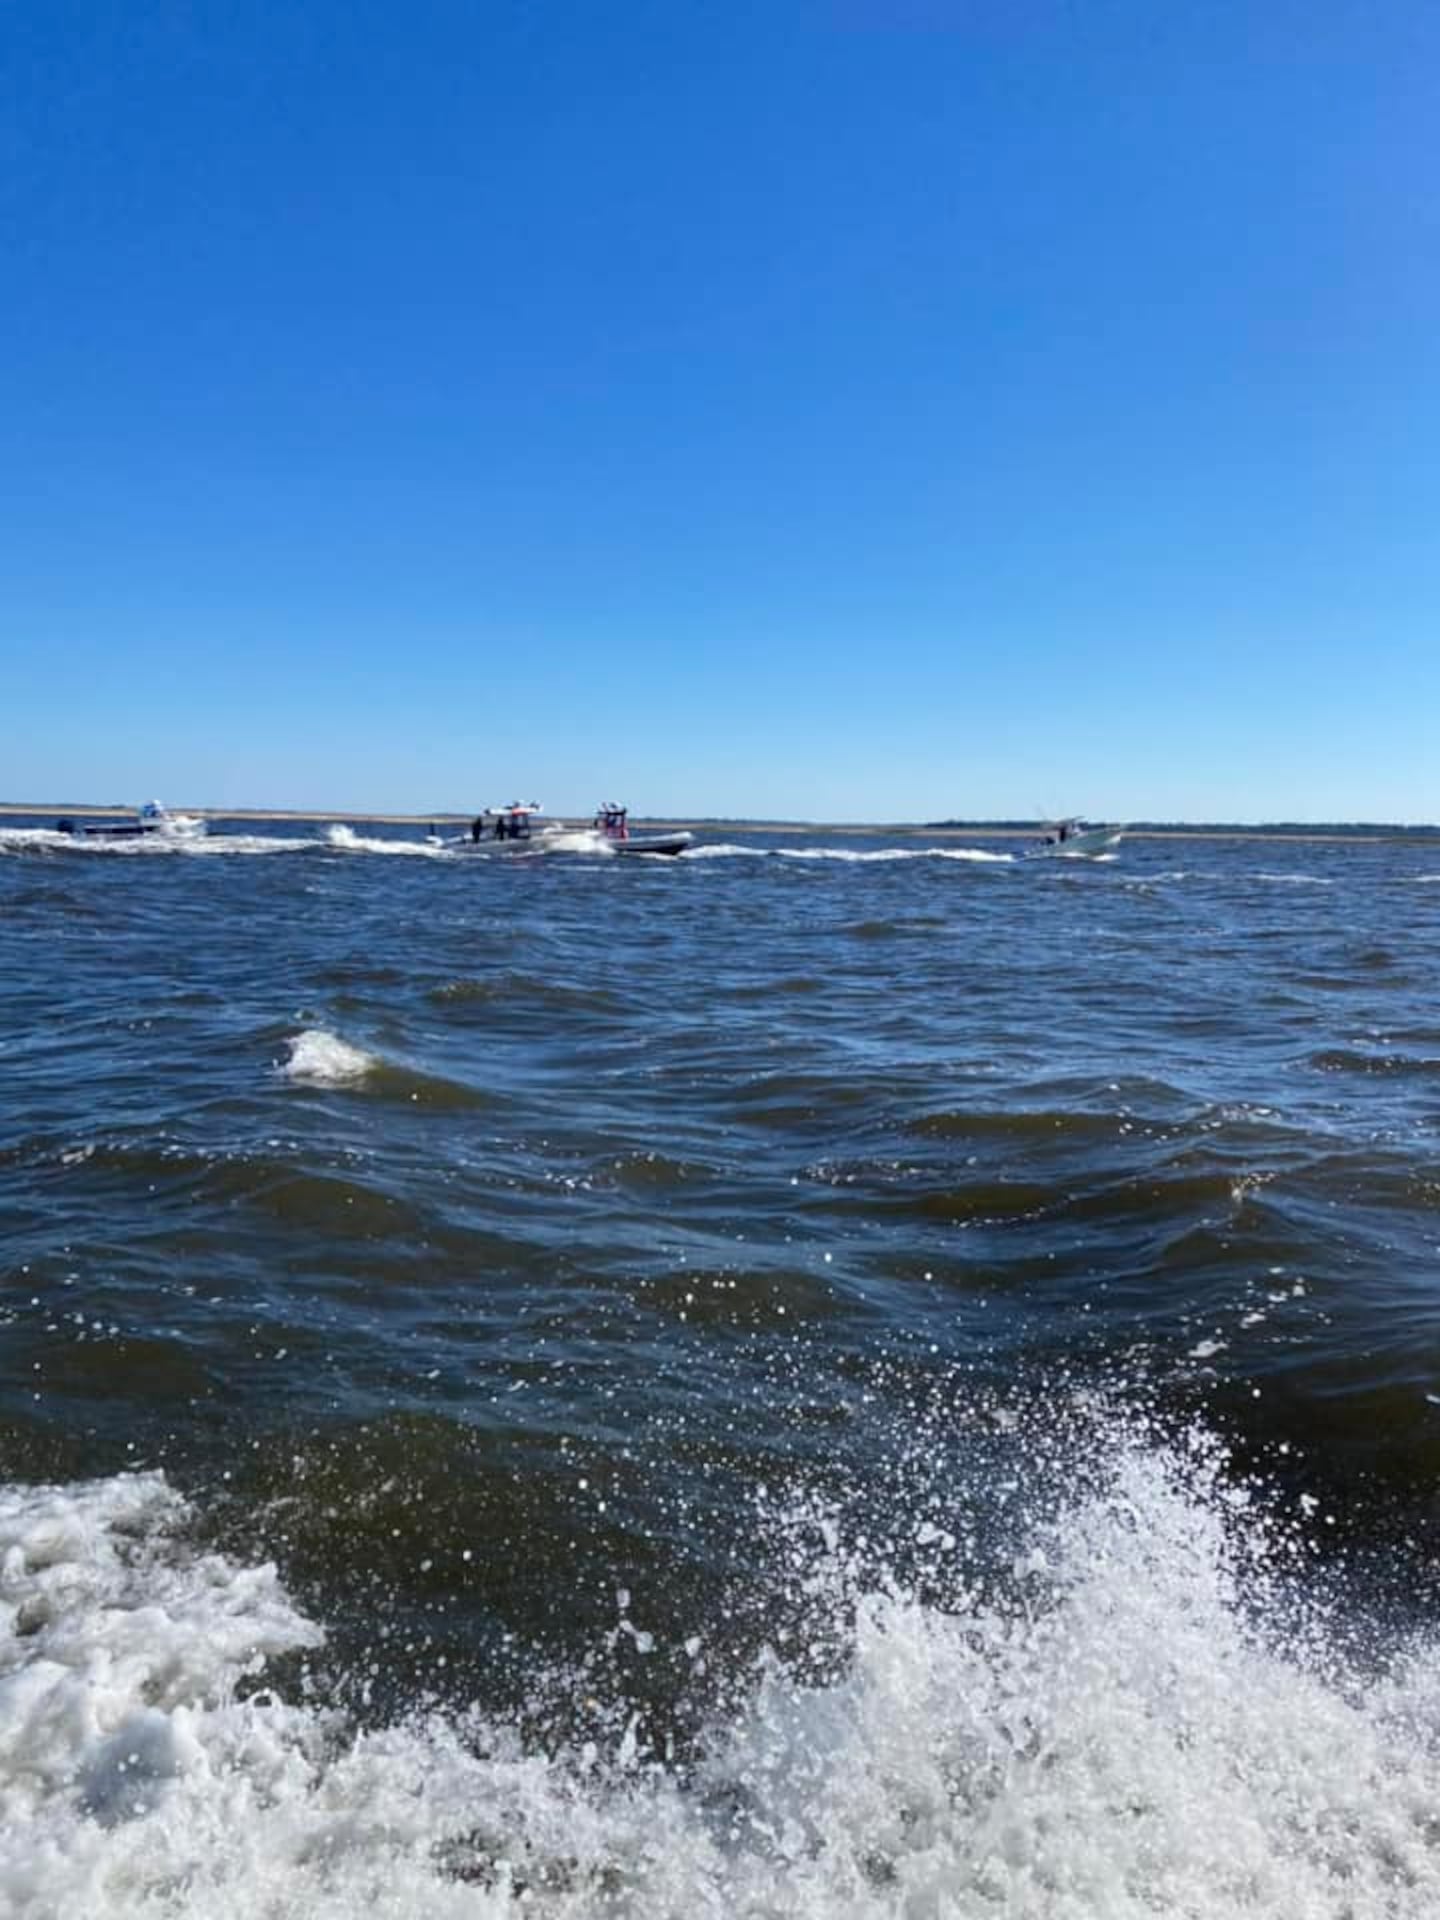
[5,0,1437,821]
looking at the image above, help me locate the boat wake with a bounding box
[324,825,452,857]
[0,826,315,856]
[685,844,1015,864]
[5,1411,1439,1918]
[3,827,1026,866]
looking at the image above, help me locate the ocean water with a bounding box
[3,816,1440,1917]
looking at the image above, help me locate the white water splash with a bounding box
[0,1473,324,1919]
[325,823,614,858]
[280,1029,377,1086]
[4,1432,1440,1918]
[0,826,316,857]
[684,844,1014,864]
[1,827,1015,866]
[324,825,448,857]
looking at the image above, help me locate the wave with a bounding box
[1308,1047,1440,1077]
[192,832,321,855]
[1,823,441,859]
[775,845,1013,864]
[681,843,1012,864]
[0,1131,432,1240]
[324,825,447,857]
[0,825,317,856]
[908,1104,1145,1144]
[278,1028,490,1107]
[281,1029,377,1085]
[0,829,1015,868]
[427,976,621,1016]
[5,1416,1440,1916]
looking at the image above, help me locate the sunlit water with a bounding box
[3,817,1440,1916]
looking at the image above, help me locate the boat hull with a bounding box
[446,827,609,857]
[58,822,154,839]
[613,832,693,856]
[442,826,693,858]
[56,813,205,841]
[1023,827,1124,860]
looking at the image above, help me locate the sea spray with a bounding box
[281,1030,377,1086]
[5,1409,1440,1917]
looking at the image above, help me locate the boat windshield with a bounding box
[475,802,544,842]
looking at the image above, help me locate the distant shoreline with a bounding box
[2,803,1435,843]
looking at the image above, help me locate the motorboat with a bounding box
[592,804,693,857]
[435,801,693,858]
[1023,818,1124,859]
[54,801,205,841]
[443,803,608,856]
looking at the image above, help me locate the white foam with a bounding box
[685,844,1013,864]
[4,1431,1440,1917]
[186,832,318,855]
[0,828,67,851]
[324,825,447,857]
[775,845,1013,864]
[537,829,613,856]
[280,1029,377,1086]
[324,824,614,858]
[0,826,316,857]
[0,827,193,856]
[0,1472,324,1918]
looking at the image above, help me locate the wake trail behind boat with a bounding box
[684,844,1015,863]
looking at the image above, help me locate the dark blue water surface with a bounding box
[4,817,1440,1916]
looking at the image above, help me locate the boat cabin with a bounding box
[56,801,175,839]
[594,804,629,842]
[471,802,545,843]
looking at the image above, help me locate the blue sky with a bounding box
[5,0,1437,821]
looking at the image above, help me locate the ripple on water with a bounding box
[1307,1046,1440,1076]
[8,830,1440,1914]
[426,976,623,1016]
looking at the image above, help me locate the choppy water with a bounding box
[4,815,1440,1917]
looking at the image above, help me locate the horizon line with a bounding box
[3,801,1438,836]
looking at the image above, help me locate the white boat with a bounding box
[436,802,694,858]
[54,801,205,841]
[1023,818,1124,859]
[592,804,693,857]
[443,803,608,856]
